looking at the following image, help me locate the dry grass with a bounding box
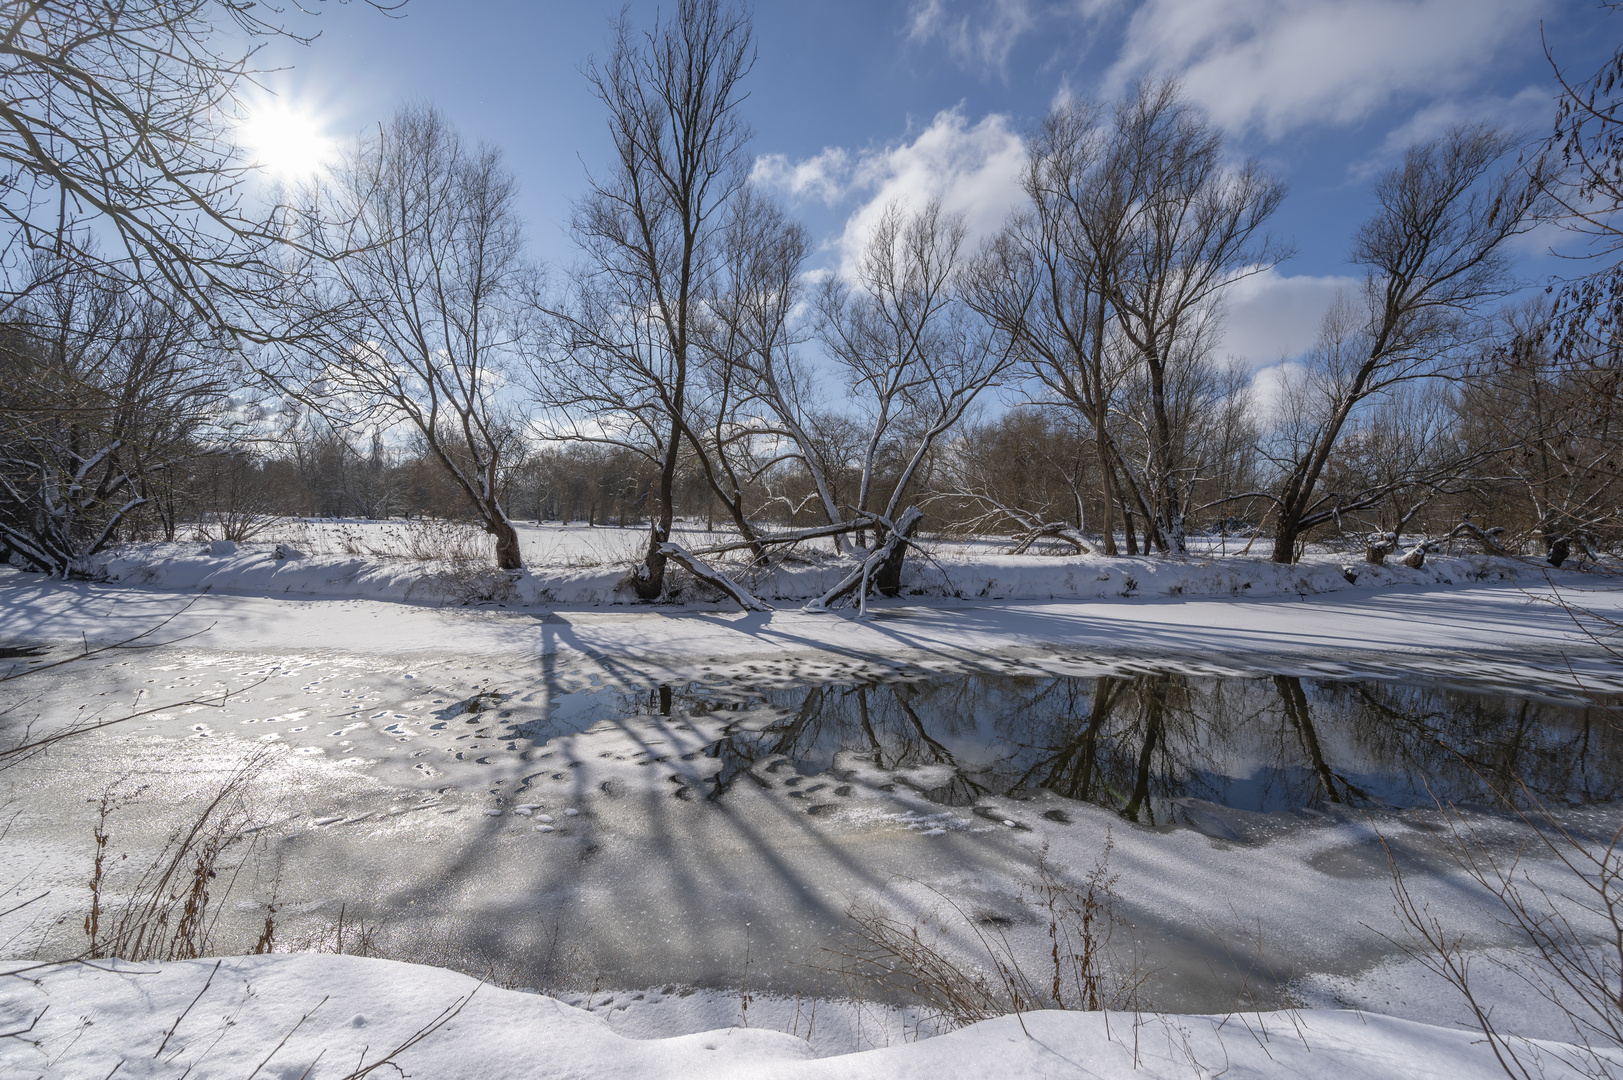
[428,561,518,605]
[833,834,1140,1033]
[84,751,275,963]
[297,902,388,958]
[1376,581,1623,1080]
[269,517,495,565]
[396,518,493,564]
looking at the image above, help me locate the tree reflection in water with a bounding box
[693,671,1621,820]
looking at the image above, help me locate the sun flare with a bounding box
[237,98,335,181]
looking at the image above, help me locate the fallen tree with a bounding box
[656,542,772,613]
[804,508,925,615]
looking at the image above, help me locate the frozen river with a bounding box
[2,628,1616,1036]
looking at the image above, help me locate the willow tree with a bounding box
[973,83,1284,556]
[540,0,755,599]
[300,106,533,570]
[1264,126,1532,563]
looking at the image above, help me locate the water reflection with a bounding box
[694,672,1621,820]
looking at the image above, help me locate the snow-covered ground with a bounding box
[2,545,1622,1078]
[75,518,1546,608]
[4,555,1620,696]
[2,953,1609,1079]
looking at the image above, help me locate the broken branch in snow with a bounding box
[154,959,221,1058]
[685,520,868,558]
[1008,521,1093,556]
[941,492,1092,556]
[657,543,773,613]
[245,996,327,1080]
[1445,518,1511,557]
[1,596,211,684]
[333,983,482,1079]
[805,507,924,612]
[0,1003,45,1041]
[2,679,266,769]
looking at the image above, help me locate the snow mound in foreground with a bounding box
[0,953,1603,1079]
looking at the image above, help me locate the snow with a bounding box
[4,530,1623,1079]
[1,645,1613,1047]
[4,560,1620,698]
[0,953,1608,1079]
[61,519,1545,609]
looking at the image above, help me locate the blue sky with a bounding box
[253,0,1619,371]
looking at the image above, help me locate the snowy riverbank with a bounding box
[0,953,1608,1079]
[4,558,1620,697]
[63,519,1541,609]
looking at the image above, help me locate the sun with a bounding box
[237,98,336,182]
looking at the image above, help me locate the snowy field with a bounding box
[75,517,1547,608]
[2,544,1622,1078]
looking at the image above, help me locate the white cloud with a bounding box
[1377,86,1552,153]
[1221,267,1357,370]
[907,0,1039,76]
[840,110,1027,269]
[755,108,1029,276]
[1357,85,1554,177]
[759,124,1358,325]
[1105,0,1546,140]
[1246,359,1309,427]
[750,147,853,205]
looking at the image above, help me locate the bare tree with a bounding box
[294,105,532,570]
[697,186,852,552]
[1536,3,1623,360]
[0,0,392,336]
[1457,300,1623,558]
[538,0,754,599]
[1261,126,1534,563]
[1321,379,1480,562]
[817,199,1010,545]
[1118,349,1260,549]
[972,84,1282,557]
[932,408,1098,554]
[0,255,230,574]
[970,97,1133,555]
[1108,83,1288,554]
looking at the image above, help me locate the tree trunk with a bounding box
[1365,534,1394,565]
[1090,286,1119,558]
[634,422,681,599]
[1275,675,1341,804]
[1096,427,1119,557]
[1122,677,1165,823]
[1271,516,1300,564]
[1145,351,1187,555]
[875,509,923,597]
[658,542,772,612]
[805,507,923,610]
[491,515,523,571]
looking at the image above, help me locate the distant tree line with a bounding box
[1,0,1621,593]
